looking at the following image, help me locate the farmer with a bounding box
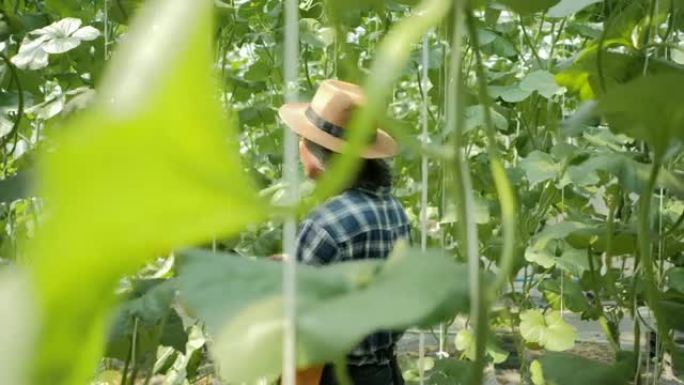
[279,79,411,385]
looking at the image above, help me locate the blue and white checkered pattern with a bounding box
[296,184,412,366]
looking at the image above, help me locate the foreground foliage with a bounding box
[0,0,683,384]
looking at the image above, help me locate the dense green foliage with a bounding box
[1,0,684,385]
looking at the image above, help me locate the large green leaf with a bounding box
[26,1,264,384]
[599,74,684,157]
[177,248,471,383]
[538,352,632,385]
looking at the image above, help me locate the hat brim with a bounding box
[278,102,399,159]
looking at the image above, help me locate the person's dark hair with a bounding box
[303,138,392,188]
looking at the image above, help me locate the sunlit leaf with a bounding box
[519,310,576,351]
[27,1,264,384]
[530,360,545,385]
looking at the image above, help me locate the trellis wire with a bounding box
[652,187,665,385]
[418,33,430,385]
[282,0,299,384]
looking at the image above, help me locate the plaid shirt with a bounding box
[296,184,411,366]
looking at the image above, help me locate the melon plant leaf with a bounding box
[538,352,633,385]
[519,310,576,351]
[525,247,557,269]
[106,279,188,362]
[489,85,532,103]
[547,0,602,18]
[530,360,545,385]
[667,267,684,293]
[0,172,31,204]
[26,1,264,384]
[498,0,561,15]
[555,247,590,277]
[519,70,561,99]
[599,74,684,157]
[566,153,684,198]
[542,278,591,313]
[520,151,561,186]
[525,222,587,268]
[428,359,472,385]
[177,247,471,383]
[660,290,684,331]
[455,329,509,364]
[543,311,577,351]
[465,105,508,132]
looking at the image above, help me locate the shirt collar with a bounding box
[353,183,392,196]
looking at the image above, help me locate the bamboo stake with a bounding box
[282,0,300,384]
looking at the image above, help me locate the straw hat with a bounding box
[278,79,398,159]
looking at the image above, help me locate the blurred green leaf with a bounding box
[27,1,264,384]
[106,279,187,362]
[599,74,684,157]
[538,352,632,385]
[427,359,472,385]
[668,267,684,294]
[489,84,532,103]
[661,290,684,331]
[465,105,508,132]
[177,247,471,383]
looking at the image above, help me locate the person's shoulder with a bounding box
[304,190,366,236]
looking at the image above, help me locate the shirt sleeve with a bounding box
[295,220,339,265]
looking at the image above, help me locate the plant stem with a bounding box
[447,3,484,384]
[465,6,517,301]
[638,159,665,338]
[518,16,544,68]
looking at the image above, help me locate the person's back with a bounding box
[280,79,409,384]
[297,184,410,359]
